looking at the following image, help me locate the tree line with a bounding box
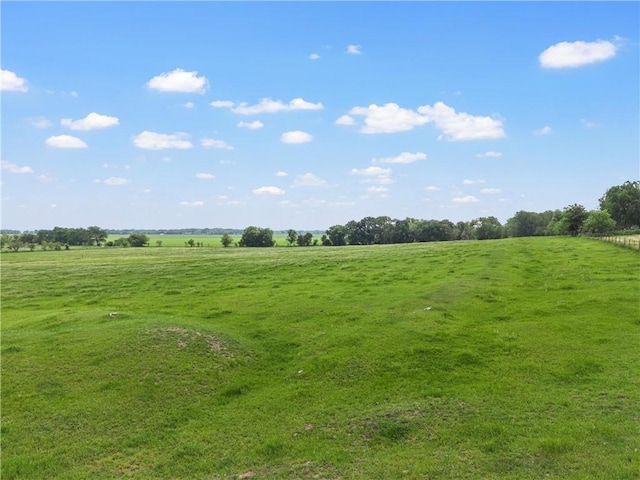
[2,181,638,251]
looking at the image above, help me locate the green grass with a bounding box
[2,237,639,479]
[132,234,291,247]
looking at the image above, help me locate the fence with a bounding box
[596,235,640,250]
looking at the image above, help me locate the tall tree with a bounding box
[599,181,640,229]
[582,210,616,235]
[239,226,275,247]
[555,204,588,236]
[286,229,298,246]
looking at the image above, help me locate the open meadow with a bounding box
[1,237,639,479]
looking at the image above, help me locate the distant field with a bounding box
[134,234,292,247]
[2,237,639,479]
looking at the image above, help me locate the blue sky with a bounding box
[2,1,638,231]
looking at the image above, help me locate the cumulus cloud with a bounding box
[293,173,327,187]
[476,151,503,158]
[252,186,285,196]
[335,114,356,126]
[534,126,552,135]
[481,188,501,194]
[184,102,195,109]
[539,38,619,68]
[46,135,88,149]
[2,160,34,174]
[452,195,479,203]
[309,53,320,60]
[372,152,427,164]
[231,97,324,115]
[147,68,208,93]
[180,200,204,207]
[346,45,361,55]
[61,112,119,130]
[210,100,234,108]
[103,177,130,186]
[1,69,28,92]
[281,130,313,144]
[201,138,234,150]
[132,131,192,150]
[275,171,288,177]
[348,103,428,134]
[350,166,393,184]
[237,120,264,130]
[417,102,506,141]
[31,117,52,128]
[195,173,216,179]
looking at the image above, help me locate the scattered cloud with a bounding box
[210,100,234,108]
[31,117,52,128]
[230,97,323,115]
[580,118,599,129]
[147,68,208,93]
[281,130,313,144]
[1,69,28,92]
[350,166,393,184]
[184,102,195,109]
[476,151,503,158]
[201,138,234,150]
[237,120,264,130]
[293,173,327,187]
[180,200,204,207]
[61,112,119,130]
[46,135,88,149]
[103,177,130,186]
[366,186,389,194]
[452,195,479,203]
[372,151,427,164]
[417,102,506,141]
[309,53,320,60]
[335,114,356,126]
[463,179,485,185]
[348,103,429,134]
[132,131,192,150]
[345,45,361,55]
[539,38,620,68]
[252,186,285,196]
[2,160,34,174]
[480,188,501,194]
[534,125,552,135]
[425,186,440,191]
[195,173,216,180]
[275,171,288,177]
[38,174,54,182]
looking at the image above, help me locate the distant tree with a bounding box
[286,229,298,246]
[187,238,195,247]
[221,234,233,248]
[296,232,313,246]
[555,204,588,236]
[239,226,275,247]
[114,237,130,247]
[127,234,149,247]
[471,216,503,240]
[321,234,332,246]
[599,181,640,229]
[7,235,23,252]
[87,226,108,246]
[582,210,616,235]
[326,225,347,246]
[155,240,163,247]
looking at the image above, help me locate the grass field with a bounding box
[131,234,293,247]
[2,237,639,479]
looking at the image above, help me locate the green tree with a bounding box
[87,226,108,246]
[127,234,149,247]
[286,229,298,246]
[471,216,503,240]
[7,235,23,252]
[555,204,588,236]
[239,226,275,247]
[296,232,313,246]
[582,210,616,235]
[221,234,233,247]
[326,225,347,246]
[155,240,163,247]
[187,238,195,247]
[599,181,640,229]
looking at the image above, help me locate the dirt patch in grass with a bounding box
[145,326,231,356]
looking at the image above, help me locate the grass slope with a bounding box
[2,237,639,479]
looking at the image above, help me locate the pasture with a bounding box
[135,234,293,247]
[1,237,639,479]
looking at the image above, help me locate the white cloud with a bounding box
[1,69,28,92]
[46,135,88,149]
[103,177,129,186]
[348,103,428,134]
[425,186,440,191]
[350,166,393,184]
[346,45,361,55]
[480,188,501,194]
[61,112,119,130]
[275,171,288,177]
[31,117,52,128]
[231,97,323,115]
[195,173,216,179]
[147,68,208,93]
[184,102,195,109]
[463,179,485,185]
[534,126,552,135]
[1,160,34,174]
[417,102,506,141]
[132,131,192,150]
[280,131,313,144]
[201,138,234,150]
[335,114,356,126]
[293,173,327,187]
[580,118,599,129]
[237,120,264,130]
[309,53,320,60]
[210,100,234,108]
[180,200,204,207]
[38,174,54,182]
[452,195,479,203]
[367,186,389,193]
[476,151,503,158]
[372,151,427,164]
[539,39,619,68]
[252,186,285,196]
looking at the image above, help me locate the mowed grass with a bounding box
[1,237,639,479]
[139,234,291,247]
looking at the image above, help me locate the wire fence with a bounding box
[596,235,640,250]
